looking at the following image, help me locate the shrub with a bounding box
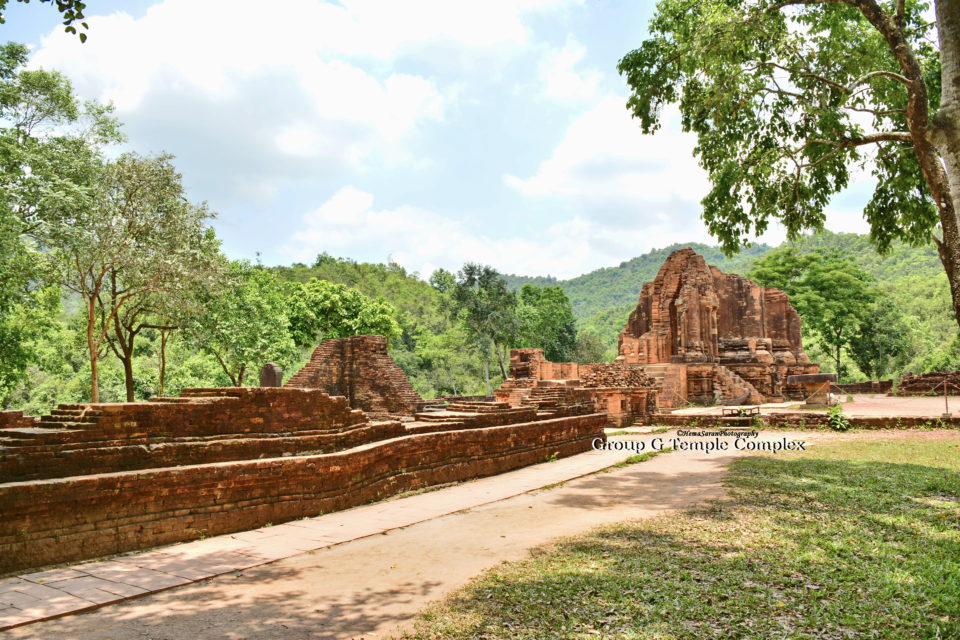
[827,404,850,431]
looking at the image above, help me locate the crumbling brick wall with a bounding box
[285,335,422,415]
[895,372,960,395]
[0,413,606,573]
[579,363,655,388]
[0,388,402,482]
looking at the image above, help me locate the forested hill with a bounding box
[503,242,769,321]
[503,231,945,321]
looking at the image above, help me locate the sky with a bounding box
[0,0,875,280]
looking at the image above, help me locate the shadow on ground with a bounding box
[407,453,960,639]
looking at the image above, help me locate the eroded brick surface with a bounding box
[617,249,820,405]
[284,335,422,416]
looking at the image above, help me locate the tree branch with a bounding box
[805,131,913,148]
[847,70,912,91]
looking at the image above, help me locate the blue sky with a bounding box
[1,0,873,279]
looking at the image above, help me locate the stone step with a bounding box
[42,415,99,424]
[149,396,239,404]
[1,426,87,439]
[405,420,467,433]
[413,412,470,422]
[50,408,104,417]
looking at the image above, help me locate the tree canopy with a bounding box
[619,0,960,326]
[748,248,887,378]
[286,278,401,348]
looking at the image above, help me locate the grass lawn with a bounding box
[405,436,960,639]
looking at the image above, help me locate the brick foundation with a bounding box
[0,413,606,574]
[831,380,893,394]
[0,388,394,482]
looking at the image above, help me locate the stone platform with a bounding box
[0,387,605,575]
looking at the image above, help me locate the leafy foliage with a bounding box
[617,0,942,253]
[749,248,880,379]
[827,404,851,431]
[286,278,401,348]
[185,262,298,387]
[515,285,577,362]
[0,1,90,41]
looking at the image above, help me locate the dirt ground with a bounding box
[673,394,960,417]
[6,429,944,640]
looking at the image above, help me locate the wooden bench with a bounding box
[719,406,760,429]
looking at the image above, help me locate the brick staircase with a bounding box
[643,364,686,408]
[714,366,764,405]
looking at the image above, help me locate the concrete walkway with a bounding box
[1,429,820,639]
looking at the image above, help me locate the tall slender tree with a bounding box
[56,153,221,402]
[448,264,519,394]
[0,42,119,399]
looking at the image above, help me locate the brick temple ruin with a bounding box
[0,339,606,574]
[285,335,423,415]
[495,349,658,425]
[0,249,821,574]
[494,248,820,409]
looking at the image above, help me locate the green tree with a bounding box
[56,153,221,401]
[286,278,401,348]
[749,249,879,378]
[448,264,519,394]
[571,332,608,364]
[0,42,120,399]
[0,2,90,40]
[186,262,297,387]
[515,285,577,361]
[618,0,960,327]
[848,299,913,378]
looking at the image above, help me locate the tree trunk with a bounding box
[122,347,135,402]
[89,347,100,403]
[158,329,169,397]
[933,0,960,327]
[482,356,491,396]
[835,343,843,382]
[87,297,99,403]
[236,364,245,387]
[493,340,508,379]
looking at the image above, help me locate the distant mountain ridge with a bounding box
[504,231,944,319]
[503,231,946,357]
[503,242,769,320]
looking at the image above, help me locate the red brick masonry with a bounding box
[0,393,605,573]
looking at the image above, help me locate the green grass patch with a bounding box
[610,447,673,469]
[405,438,960,639]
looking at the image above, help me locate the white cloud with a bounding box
[281,186,715,278]
[505,96,712,234]
[538,37,602,102]
[27,0,576,202]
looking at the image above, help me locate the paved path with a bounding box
[667,394,960,418]
[1,429,819,639]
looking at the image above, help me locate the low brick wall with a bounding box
[0,421,404,482]
[831,380,893,394]
[0,388,394,482]
[650,412,960,429]
[0,413,606,574]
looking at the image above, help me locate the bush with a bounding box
[828,404,851,431]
